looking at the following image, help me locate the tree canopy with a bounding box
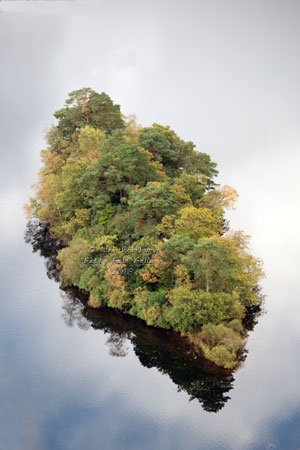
[25,88,264,369]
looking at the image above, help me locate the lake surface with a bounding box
[0,180,299,450]
[1,2,300,449]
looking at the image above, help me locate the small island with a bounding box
[25,88,264,369]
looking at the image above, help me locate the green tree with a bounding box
[54,88,125,141]
[25,88,264,369]
[166,288,240,333]
[196,323,244,369]
[129,182,176,234]
[161,235,195,267]
[138,127,179,171]
[183,236,264,304]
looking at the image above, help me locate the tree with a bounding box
[161,235,195,268]
[184,150,218,187]
[166,288,241,333]
[97,142,164,199]
[123,114,142,142]
[129,182,176,233]
[183,236,264,304]
[175,171,208,204]
[77,126,106,162]
[138,127,179,170]
[175,206,221,240]
[198,184,239,210]
[54,88,125,141]
[56,157,90,219]
[57,237,91,286]
[25,88,265,369]
[79,132,166,209]
[196,323,244,369]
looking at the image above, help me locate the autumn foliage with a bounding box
[25,88,264,369]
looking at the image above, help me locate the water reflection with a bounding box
[24,220,62,282]
[61,288,234,412]
[24,220,263,414]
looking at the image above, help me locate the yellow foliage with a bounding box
[170,184,192,206]
[220,185,239,210]
[198,185,238,211]
[175,206,219,240]
[32,175,63,227]
[88,296,103,308]
[173,264,192,288]
[94,235,118,251]
[140,251,169,283]
[40,149,64,175]
[133,287,148,307]
[77,126,105,162]
[23,203,32,220]
[156,215,176,237]
[186,323,244,369]
[104,260,128,309]
[74,209,90,227]
[104,261,125,295]
[108,290,128,309]
[123,114,142,142]
[61,209,91,236]
[149,160,167,181]
[143,305,161,326]
[57,238,90,286]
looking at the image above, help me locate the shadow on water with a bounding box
[24,220,263,413]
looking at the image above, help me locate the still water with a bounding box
[0,188,299,450]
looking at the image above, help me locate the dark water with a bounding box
[24,222,238,414]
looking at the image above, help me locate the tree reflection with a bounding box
[24,220,263,413]
[24,220,62,282]
[61,289,234,412]
[105,333,129,357]
[60,290,90,330]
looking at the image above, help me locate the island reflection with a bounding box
[25,220,262,413]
